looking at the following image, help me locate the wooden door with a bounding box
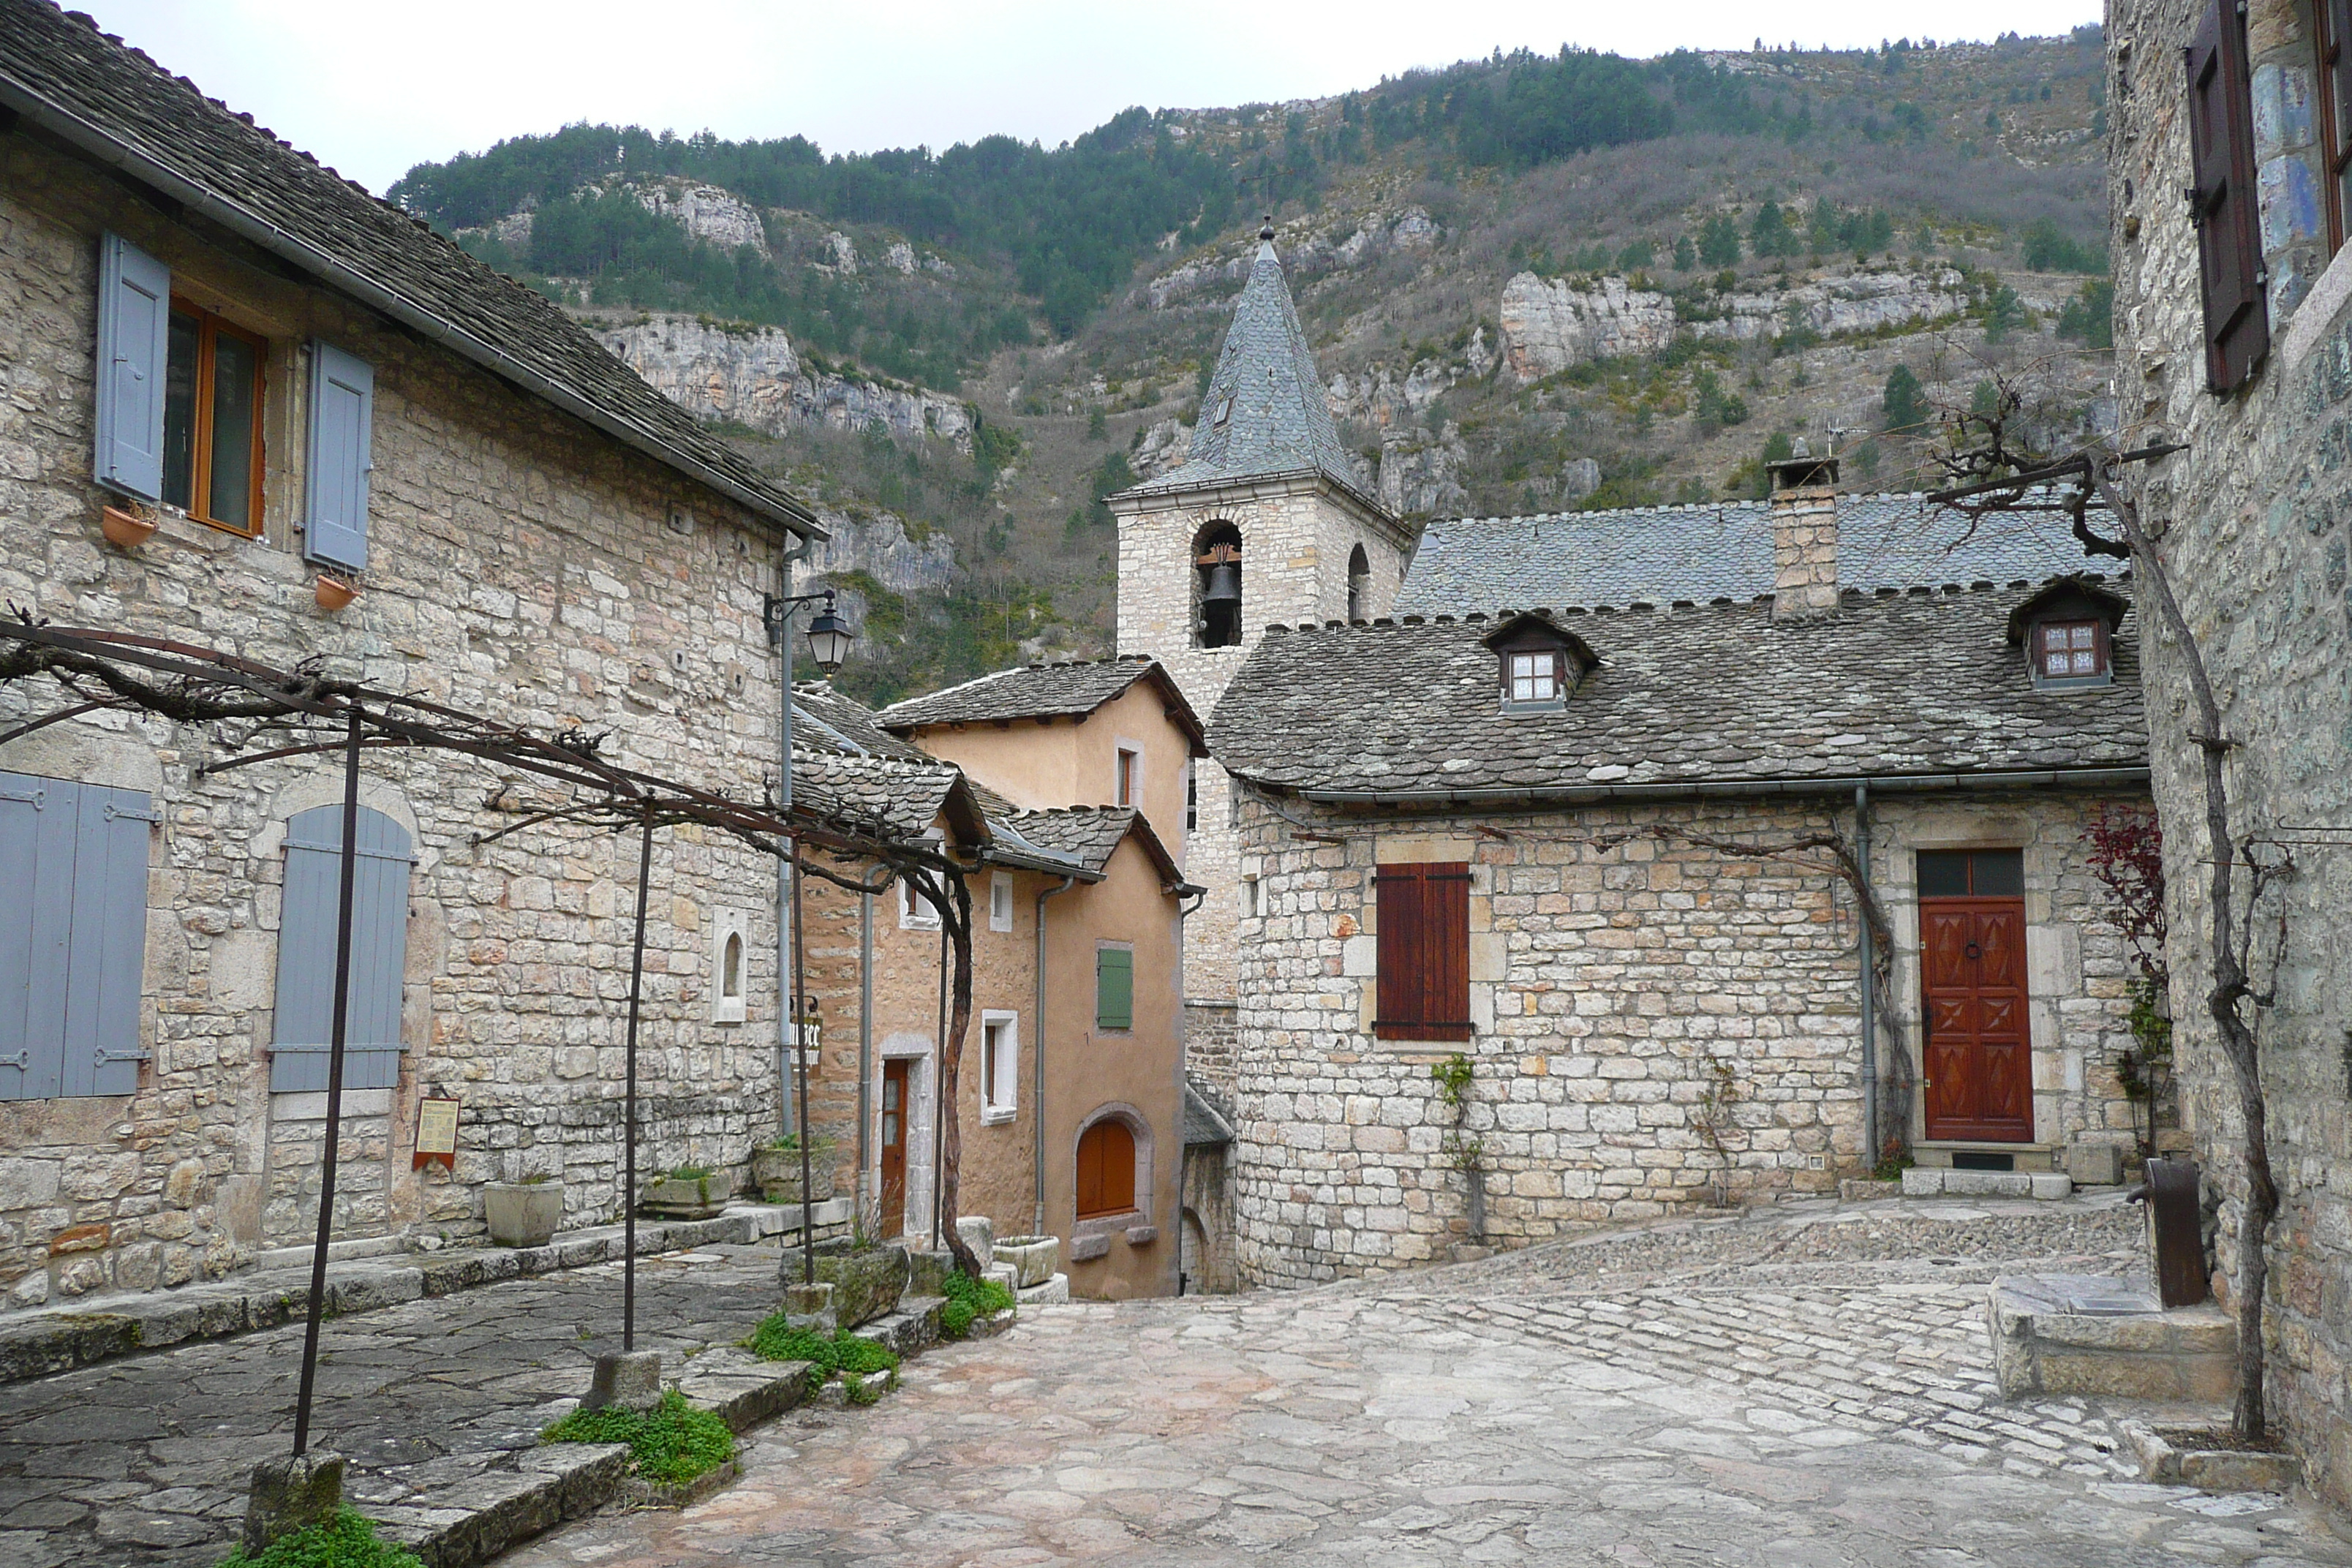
[879,1060,910,1239]
[1921,900,2032,1140]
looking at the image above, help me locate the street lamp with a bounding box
[763,583,855,1285]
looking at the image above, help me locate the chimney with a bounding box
[1768,439,1840,620]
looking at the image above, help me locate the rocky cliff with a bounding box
[597,314,975,448]
[1499,268,1969,379]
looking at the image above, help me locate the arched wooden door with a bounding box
[1918,851,2032,1142]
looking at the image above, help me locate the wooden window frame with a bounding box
[165,297,266,538]
[1115,745,1141,808]
[1504,649,1564,705]
[1373,862,1474,1042]
[2320,0,2352,254]
[2028,617,2111,684]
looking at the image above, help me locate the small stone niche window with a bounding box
[1482,611,1597,714]
[710,908,750,1025]
[2008,578,2126,692]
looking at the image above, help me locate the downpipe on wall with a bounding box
[1033,876,1078,1237]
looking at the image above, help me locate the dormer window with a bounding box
[1482,611,1599,715]
[2032,619,2107,681]
[2008,577,2127,693]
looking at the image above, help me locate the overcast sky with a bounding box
[81,0,2102,195]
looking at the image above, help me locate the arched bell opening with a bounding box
[1194,521,1243,649]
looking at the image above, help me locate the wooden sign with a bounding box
[413,1096,460,1170]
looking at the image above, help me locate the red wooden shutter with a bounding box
[2186,0,2269,392]
[1075,1120,1134,1217]
[1374,863,1472,1041]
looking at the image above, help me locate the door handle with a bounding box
[1965,943,1981,960]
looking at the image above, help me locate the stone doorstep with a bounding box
[0,1204,829,1387]
[2119,1414,2308,1495]
[1901,1167,2075,1200]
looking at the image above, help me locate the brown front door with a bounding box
[1919,850,2032,1142]
[879,1060,910,1239]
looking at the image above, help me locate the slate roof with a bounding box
[1006,807,1196,892]
[789,683,933,764]
[788,753,976,841]
[1183,1082,1235,1147]
[1115,230,1373,507]
[878,657,1208,755]
[1210,583,2149,798]
[0,1,818,538]
[1398,495,2097,615]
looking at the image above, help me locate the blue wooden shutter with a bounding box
[304,342,374,570]
[94,233,171,501]
[1096,948,1133,1031]
[271,804,412,1092]
[0,771,154,1100]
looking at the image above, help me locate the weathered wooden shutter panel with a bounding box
[304,341,374,570]
[1095,948,1133,1031]
[94,233,172,501]
[0,772,152,1100]
[1376,864,1472,1041]
[2187,0,2269,391]
[2333,0,2352,164]
[271,804,412,1092]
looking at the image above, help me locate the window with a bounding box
[1917,849,2025,899]
[1347,544,1371,622]
[2185,0,2268,391]
[711,908,750,1024]
[1373,862,1471,1041]
[1185,766,1197,833]
[989,872,1014,933]
[980,1013,1018,1120]
[1242,876,1261,919]
[2032,619,2108,682]
[1507,650,1564,704]
[1076,1117,1137,1218]
[898,872,942,932]
[1116,747,1140,807]
[271,804,414,1092]
[0,770,153,1100]
[1096,946,1134,1030]
[1212,391,1235,426]
[162,300,266,535]
[2318,0,2352,253]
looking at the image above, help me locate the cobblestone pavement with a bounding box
[0,1245,783,1568]
[509,1194,2352,1567]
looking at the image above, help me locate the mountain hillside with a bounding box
[391,29,2113,703]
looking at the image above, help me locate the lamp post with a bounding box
[764,586,853,1285]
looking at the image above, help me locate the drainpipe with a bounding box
[1855,782,1877,1170]
[858,886,874,1223]
[1033,875,1078,1236]
[775,540,807,1135]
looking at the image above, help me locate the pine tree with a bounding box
[1673,235,1697,271]
[1697,213,1742,268]
[1882,364,1928,433]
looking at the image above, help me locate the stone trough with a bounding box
[1989,1274,2235,1403]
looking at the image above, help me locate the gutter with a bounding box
[1855,783,1877,1171]
[1290,766,2152,809]
[1033,875,1079,1236]
[0,74,822,542]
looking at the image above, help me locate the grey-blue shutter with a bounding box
[94,233,171,501]
[304,341,374,571]
[0,771,153,1100]
[271,804,412,1092]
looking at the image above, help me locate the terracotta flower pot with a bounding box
[99,506,156,549]
[314,574,358,612]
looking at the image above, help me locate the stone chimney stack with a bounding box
[1768,440,1841,620]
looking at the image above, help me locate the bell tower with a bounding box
[1109,220,1416,1038]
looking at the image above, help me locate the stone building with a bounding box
[783,681,1199,1298]
[1208,460,2156,1285]
[0,5,839,1303]
[1108,222,1417,1085]
[2106,0,2352,1504]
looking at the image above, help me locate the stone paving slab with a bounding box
[502,1196,2352,1568]
[0,1244,796,1568]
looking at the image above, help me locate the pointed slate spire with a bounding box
[1157,216,1359,493]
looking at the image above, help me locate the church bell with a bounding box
[1200,559,1242,608]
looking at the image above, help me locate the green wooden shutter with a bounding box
[1095,948,1133,1031]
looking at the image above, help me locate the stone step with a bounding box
[1901,1167,2073,1200]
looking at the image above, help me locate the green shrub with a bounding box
[940,1269,1016,1339]
[218,1507,423,1568]
[745,1320,902,1392]
[541,1390,734,1486]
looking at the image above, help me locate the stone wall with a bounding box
[2109,0,2352,1504]
[1227,788,2146,1286]
[0,137,800,1304]
[1183,1000,1240,1104]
